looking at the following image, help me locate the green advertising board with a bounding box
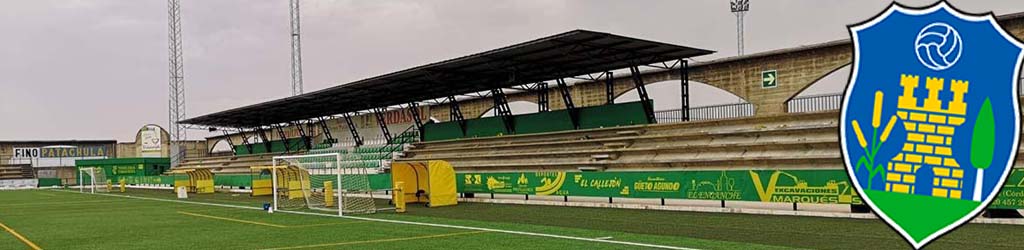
[458,169,1024,208]
[457,170,863,205]
[991,168,1024,209]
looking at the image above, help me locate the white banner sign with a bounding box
[141,126,162,152]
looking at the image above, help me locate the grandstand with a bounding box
[399,111,839,172]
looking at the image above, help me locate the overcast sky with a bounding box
[0,0,1021,142]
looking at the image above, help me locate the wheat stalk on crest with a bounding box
[852,91,898,190]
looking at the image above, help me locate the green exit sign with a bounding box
[762,70,778,88]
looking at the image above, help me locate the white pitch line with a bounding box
[54,189,699,250]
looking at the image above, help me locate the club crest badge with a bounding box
[841,2,1024,248]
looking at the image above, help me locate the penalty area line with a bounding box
[57,190,700,250]
[0,222,42,250]
[257,231,488,250]
[177,211,288,228]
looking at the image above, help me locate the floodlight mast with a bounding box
[290,0,304,96]
[730,0,750,56]
[168,0,187,168]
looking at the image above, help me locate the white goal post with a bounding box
[78,167,109,193]
[272,153,388,216]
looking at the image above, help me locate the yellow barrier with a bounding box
[324,181,335,207]
[393,181,406,213]
[252,179,273,196]
[119,179,126,193]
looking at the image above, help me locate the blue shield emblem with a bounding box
[841,2,1024,248]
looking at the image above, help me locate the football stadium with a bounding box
[2,1,1024,250]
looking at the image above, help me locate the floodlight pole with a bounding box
[731,0,750,56]
[290,0,304,96]
[168,0,187,168]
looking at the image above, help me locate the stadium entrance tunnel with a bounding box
[391,160,458,208]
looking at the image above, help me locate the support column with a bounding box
[374,108,393,144]
[605,71,615,105]
[680,59,690,122]
[448,96,467,135]
[274,124,290,152]
[221,130,237,155]
[556,78,579,129]
[236,128,254,154]
[629,65,655,123]
[342,113,363,147]
[293,121,311,150]
[490,88,515,134]
[537,82,550,112]
[256,128,272,153]
[408,102,424,131]
[317,117,336,144]
[305,120,317,146]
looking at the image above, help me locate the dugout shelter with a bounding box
[391,160,458,207]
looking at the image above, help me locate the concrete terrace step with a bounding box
[404,139,838,162]
[411,111,839,150]
[401,125,838,160]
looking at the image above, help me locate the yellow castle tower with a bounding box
[886,74,968,199]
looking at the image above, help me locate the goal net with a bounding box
[272,153,382,215]
[78,167,109,193]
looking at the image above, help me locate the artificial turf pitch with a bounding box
[0,189,1020,249]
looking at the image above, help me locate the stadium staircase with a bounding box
[0,164,34,179]
[397,111,842,172]
[0,164,37,189]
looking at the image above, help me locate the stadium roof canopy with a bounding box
[182,29,714,128]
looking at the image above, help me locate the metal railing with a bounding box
[655,102,755,123]
[787,93,842,113]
